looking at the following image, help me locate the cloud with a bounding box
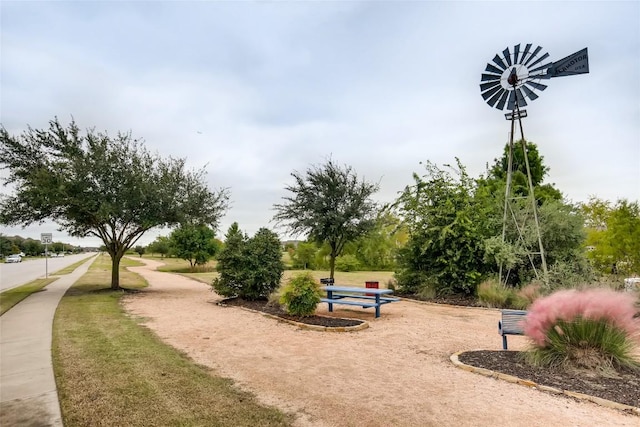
[1,1,638,246]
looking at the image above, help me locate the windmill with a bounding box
[480,43,589,285]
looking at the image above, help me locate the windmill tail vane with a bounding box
[480,44,589,111]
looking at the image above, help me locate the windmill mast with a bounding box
[480,44,589,286]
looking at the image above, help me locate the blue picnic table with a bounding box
[321,286,399,318]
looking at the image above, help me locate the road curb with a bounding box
[450,351,640,415]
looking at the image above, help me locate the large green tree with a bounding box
[394,160,488,295]
[169,223,218,269]
[0,119,229,289]
[147,236,171,258]
[483,140,562,204]
[582,197,640,276]
[346,212,408,270]
[273,159,379,280]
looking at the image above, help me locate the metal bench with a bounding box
[498,309,527,350]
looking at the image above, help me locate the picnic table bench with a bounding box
[321,286,399,318]
[498,309,528,350]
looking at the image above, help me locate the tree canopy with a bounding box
[273,159,379,279]
[481,140,562,204]
[0,119,229,288]
[582,197,640,276]
[169,223,219,269]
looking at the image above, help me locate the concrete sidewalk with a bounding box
[0,256,96,427]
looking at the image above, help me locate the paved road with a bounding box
[0,252,97,291]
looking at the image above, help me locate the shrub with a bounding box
[279,273,323,317]
[212,224,284,300]
[511,282,542,309]
[242,228,284,300]
[523,289,640,371]
[477,279,512,308]
[335,254,360,272]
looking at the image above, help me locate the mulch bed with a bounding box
[220,295,640,410]
[221,298,363,327]
[458,350,640,409]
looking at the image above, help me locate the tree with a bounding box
[484,140,562,204]
[393,160,488,295]
[212,224,284,300]
[347,212,407,270]
[0,119,229,289]
[213,223,248,297]
[582,197,640,276]
[243,228,284,300]
[0,234,13,257]
[291,241,317,269]
[273,159,379,280]
[147,236,171,258]
[134,245,146,257]
[169,223,218,269]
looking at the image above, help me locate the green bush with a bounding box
[279,273,323,317]
[477,279,513,308]
[477,279,542,309]
[335,254,360,272]
[511,282,542,309]
[213,224,284,300]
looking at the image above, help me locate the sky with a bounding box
[1,1,639,248]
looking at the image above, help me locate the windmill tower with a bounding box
[480,44,589,285]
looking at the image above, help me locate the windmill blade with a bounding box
[481,84,503,100]
[506,90,517,110]
[525,81,548,91]
[503,47,512,66]
[480,80,501,92]
[485,63,503,74]
[496,90,509,110]
[515,88,528,107]
[513,44,521,64]
[524,46,543,66]
[520,43,532,64]
[492,54,507,70]
[481,73,501,82]
[486,88,505,108]
[521,85,539,101]
[530,61,553,73]
[528,52,550,69]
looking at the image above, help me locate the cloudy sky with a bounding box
[1,1,638,247]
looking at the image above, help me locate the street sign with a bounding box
[41,233,53,244]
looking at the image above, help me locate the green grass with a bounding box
[52,256,97,276]
[0,278,58,316]
[53,253,291,426]
[0,257,97,316]
[140,255,395,289]
[282,270,395,288]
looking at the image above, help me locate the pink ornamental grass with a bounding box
[523,288,640,347]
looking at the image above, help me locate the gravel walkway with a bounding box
[123,259,638,427]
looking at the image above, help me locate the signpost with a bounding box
[41,233,52,278]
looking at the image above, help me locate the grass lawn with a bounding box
[0,278,58,316]
[137,255,395,289]
[52,254,290,427]
[0,257,96,316]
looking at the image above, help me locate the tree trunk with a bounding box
[110,252,122,290]
[329,251,336,280]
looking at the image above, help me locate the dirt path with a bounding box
[123,259,637,427]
